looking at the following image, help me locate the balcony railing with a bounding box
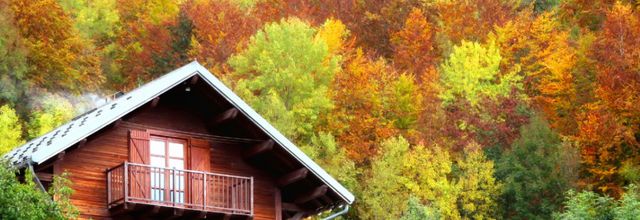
[106,162,253,216]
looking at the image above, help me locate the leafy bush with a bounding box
[554,185,640,220]
[0,162,77,219]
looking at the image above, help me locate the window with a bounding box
[149,136,186,204]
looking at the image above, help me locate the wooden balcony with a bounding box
[107,162,253,219]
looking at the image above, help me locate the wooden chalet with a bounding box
[3,62,354,220]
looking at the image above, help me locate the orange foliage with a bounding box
[416,67,445,145]
[326,49,398,164]
[493,11,578,135]
[431,0,517,45]
[255,0,422,57]
[7,0,103,92]
[184,0,259,72]
[391,8,439,77]
[114,0,182,89]
[576,2,640,195]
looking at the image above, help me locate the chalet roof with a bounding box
[3,61,354,204]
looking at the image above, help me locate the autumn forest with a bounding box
[1,0,640,219]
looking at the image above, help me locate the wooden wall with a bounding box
[48,103,279,220]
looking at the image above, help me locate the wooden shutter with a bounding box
[190,138,211,171]
[129,129,150,164]
[189,138,211,207]
[128,129,150,200]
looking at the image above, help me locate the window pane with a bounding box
[151,171,164,188]
[150,156,165,167]
[150,140,165,155]
[168,142,183,158]
[169,173,185,189]
[151,189,164,201]
[177,175,184,190]
[169,190,185,204]
[177,191,184,203]
[169,159,184,169]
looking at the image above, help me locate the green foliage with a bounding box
[49,171,78,219]
[386,73,421,130]
[359,136,411,219]
[439,41,522,107]
[553,190,615,220]
[554,185,640,220]
[0,162,73,220]
[497,116,577,219]
[0,3,28,105]
[361,137,500,220]
[614,185,640,220]
[27,96,74,139]
[0,105,23,154]
[620,161,640,184]
[300,132,357,192]
[532,0,561,13]
[229,17,340,141]
[400,196,439,220]
[58,0,120,42]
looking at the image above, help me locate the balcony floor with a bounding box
[109,202,253,220]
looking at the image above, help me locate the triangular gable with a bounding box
[4,61,354,204]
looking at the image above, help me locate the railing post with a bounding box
[107,169,111,207]
[124,162,128,204]
[203,173,207,210]
[172,167,176,207]
[250,177,254,216]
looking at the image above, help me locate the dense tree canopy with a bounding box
[7,0,103,92]
[440,41,521,107]
[497,116,578,219]
[228,17,340,142]
[1,0,640,218]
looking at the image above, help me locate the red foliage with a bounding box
[444,90,529,151]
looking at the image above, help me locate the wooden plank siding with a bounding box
[49,104,279,219]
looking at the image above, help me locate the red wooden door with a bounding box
[189,138,210,208]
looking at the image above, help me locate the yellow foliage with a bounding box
[315,18,349,55]
[403,143,461,219]
[456,143,501,219]
[491,11,578,135]
[0,105,24,154]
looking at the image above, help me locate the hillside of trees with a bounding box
[1,0,640,219]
